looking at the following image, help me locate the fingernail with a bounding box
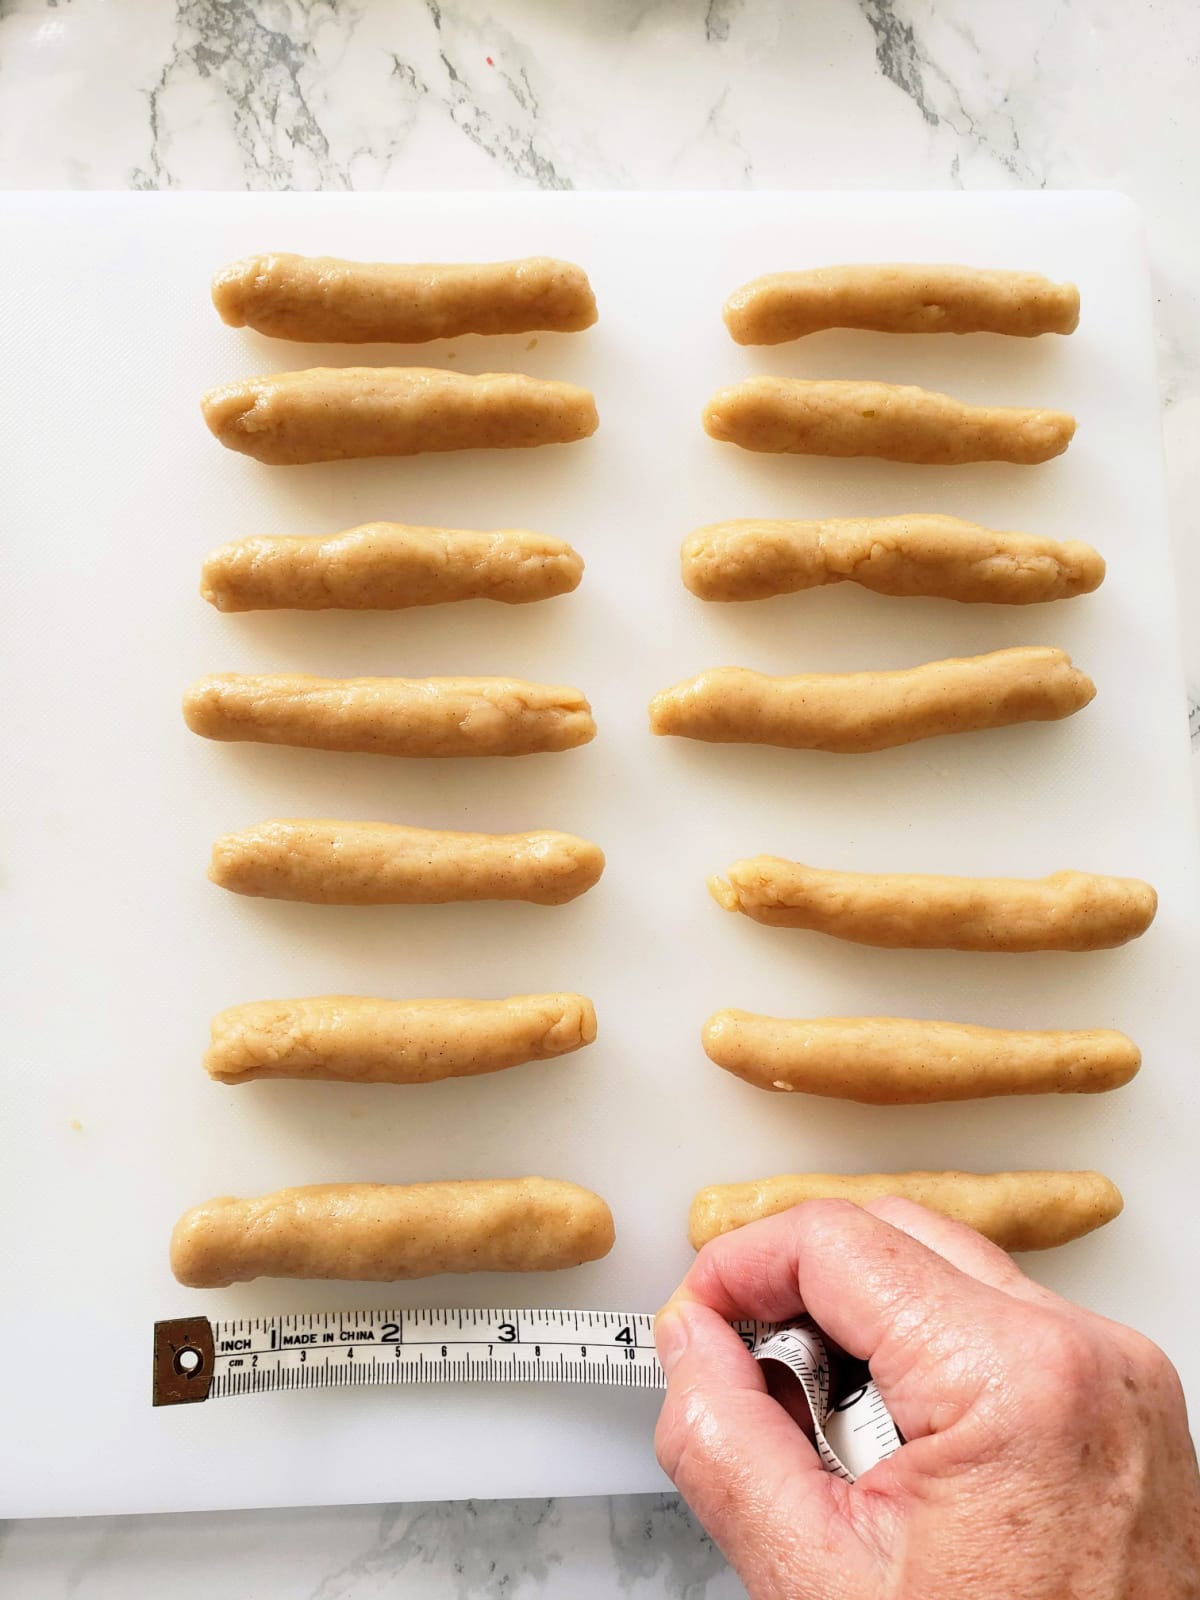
[655,1306,690,1376]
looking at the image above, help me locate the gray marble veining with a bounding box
[0,0,1197,1594]
[1,1494,740,1599]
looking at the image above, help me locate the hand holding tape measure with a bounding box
[651,1201,1200,1600]
[153,1199,1200,1598]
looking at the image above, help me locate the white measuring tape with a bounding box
[154,1306,901,1482]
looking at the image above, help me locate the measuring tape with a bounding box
[154,1306,901,1482]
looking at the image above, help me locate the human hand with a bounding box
[654,1199,1200,1599]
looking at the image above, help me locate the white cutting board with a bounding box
[2,192,1197,1518]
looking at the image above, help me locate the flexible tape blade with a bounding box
[749,1316,902,1482]
[152,1305,903,1481]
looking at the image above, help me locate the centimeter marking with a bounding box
[213,1351,665,1399]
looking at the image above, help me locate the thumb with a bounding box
[654,1297,887,1600]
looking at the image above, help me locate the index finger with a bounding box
[675,1199,1025,1441]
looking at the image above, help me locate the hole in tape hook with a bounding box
[174,1345,204,1378]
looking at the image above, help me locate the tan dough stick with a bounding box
[205,993,597,1085]
[688,1171,1123,1253]
[170,1178,615,1286]
[210,819,605,906]
[649,649,1093,755]
[680,514,1105,605]
[212,253,598,343]
[183,674,596,759]
[202,367,599,465]
[723,265,1080,344]
[701,1012,1141,1104]
[702,378,1074,465]
[709,859,1156,951]
[200,523,584,612]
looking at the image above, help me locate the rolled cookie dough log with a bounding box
[688,1171,1123,1253]
[202,367,599,465]
[212,253,598,343]
[702,378,1074,465]
[210,819,605,906]
[171,1178,616,1286]
[723,264,1080,343]
[205,993,597,1085]
[200,523,584,612]
[648,649,1094,754]
[680,514,1105,605]
[701,1011,1141,1103]
[708,859,1157,951]
[183,674,596,758]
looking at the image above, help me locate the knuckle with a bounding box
[1116,1327,1183,1395]
[1026,1316,1097,1417]
[787,1196,868,1247]
[1037,1315,1093,1378]
[1029,1316,1185,1435]
[863,1194,915,1228]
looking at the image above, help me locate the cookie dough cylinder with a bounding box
[183,674,596,759]
[723,264,1080,343]
[680,515,1105,605]
[210,820,605,906]
[649,650,1094,754]
[688,1171,1123,1253]
[202,367,599,465]
[205,993,597,1085]
[170,1178,616,1286]
[709,859,1157,951]
[701,1012,1141,1103]
[212,253,598,343]
[200,523,585,612]
[702,378,1075,465]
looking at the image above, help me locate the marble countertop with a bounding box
[2,1,1197,1594]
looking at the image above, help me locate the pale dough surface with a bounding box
[702,378,1075,464]
[709,858,1157,951]
[201,522,584,612]
[206,993,597,1084]
[649,648,1094,753]
[184,674,596,758]
[170,1178,616,1286]
[723,264,1080,343]
[701,1011,1141,1103]
[212,253,598,343]
[680,514,1104,604]
[210,819,605,906]
[688,1170,1124,1253]
[201,367,599,465]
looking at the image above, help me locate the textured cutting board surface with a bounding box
[1,191,1196,1517]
